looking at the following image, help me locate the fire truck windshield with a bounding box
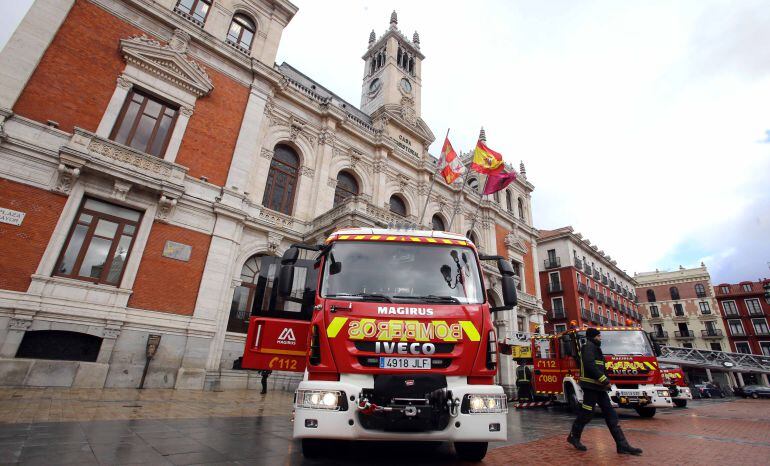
[320,241,484,304]
[588,330,654,356]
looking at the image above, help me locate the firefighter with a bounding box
[567,328,643,455]
[259,369,272,394]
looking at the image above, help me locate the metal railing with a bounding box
[551,309,566,319]
[574,259,583,270]
[584,265,593,275]
[549,282,563,293]
[544,257,561,269]
[723,309,740,318]
[588,289,596,298]
[651,331,669,340]
[581,308,590,320]
[593,270,601,280]
[659,346,770,374]
[674,330,695,339]
[701,329,723,338]
[602,276,608,285]
[748,308,766,317]
[578,283,587,294]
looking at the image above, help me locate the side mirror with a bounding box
[281,247,299,265]
[491,275,518,312]
[278,264,295,297]
[440,265,452,283]
[497,258,514,276]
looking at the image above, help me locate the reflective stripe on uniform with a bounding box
[581,404,593,411]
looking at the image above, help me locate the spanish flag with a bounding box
[471,140,504,174]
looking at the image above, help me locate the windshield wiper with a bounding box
[393,294,461,304]
[326,292,392,303]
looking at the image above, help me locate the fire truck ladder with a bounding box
[658,346,770,374]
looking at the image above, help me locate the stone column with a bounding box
[761,373,769,386]
[225,83,271,192]
[705,368,713,382]
[0,318,32,357]
[736,372,745,387]
[164,106,193,163]
[96,325,121,363]
[95,77,132,137]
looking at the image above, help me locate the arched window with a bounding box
[227,13,256,52]
[468,178,479,193]
[506,191,513,211]
[431,214,446,231]
[262,144,299,215]
[670,286,680,300]
[466,230,478,244]
[694,283,706,297]
[389,194,407,217]
[228,253,268,333]
[518,198,524,219]
[646,289,656,302]
[333,171,359,207]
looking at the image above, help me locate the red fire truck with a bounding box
[520,327,672,417]
[240,228,518,461]
[660,364,692,407]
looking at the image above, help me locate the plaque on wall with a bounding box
[163,240,192,262]
[0,207,25,226]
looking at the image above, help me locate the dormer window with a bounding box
[227,13,256,53]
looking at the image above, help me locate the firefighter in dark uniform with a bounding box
[567,328,643,455]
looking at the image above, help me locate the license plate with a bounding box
[618,390,641,397]
[379,357,431,370]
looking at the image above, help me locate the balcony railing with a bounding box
[581,308,590,320]
[701,329,723,339]
[584,265,593,275]
[674,330,695,339]
[609,282,616,291]
[722,309,740,318]
[591,313,600,323]
[602,276,608,285]
[593,270,601,280]
[754,328,770,336]
[696,292,707,298]
[588,289,596,298]
[549,282,563,293]
[551,309,566,319]
[544,257,561,269]
[578,283,587,294]
[597,295,604,304]
[574,258,583,270]
[613,299,619,309]
[748,308,765,317]
[729,328,746,337]
[173,6,205,27]
[651,331,669,340]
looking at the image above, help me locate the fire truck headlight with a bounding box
[657,390,669,397]
[296,390,347,411]
[463,394,507,414]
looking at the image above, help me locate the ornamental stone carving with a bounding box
[103,327,122,339]
[87,140,172,177]
[9,318,32,331]
[55,164,80,194]
[156,194,177,221]
[111,179,132,201]
[267,232,284,254]
[168,29,190,53]
[327,177,338,188]
[116,76,132,90]
[260,148,273,159]
[300,166,315,178]
[318,129,335,146]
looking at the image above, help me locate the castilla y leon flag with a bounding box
[483,170,518,195]
[472,140,505,174]
[439,136,465,184]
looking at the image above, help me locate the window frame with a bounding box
[745,298,763,315]
[110,88,179,158]
[262,144,300,215]
[742,283,753,292]
[431,214,446,232]
[551,296,564,312]
[174,0,212,25]
[727,319,745,336]
[52,197,142,287]
[734,342,751,354]
[751,318,769,335]
[698,301,711,314]
[227,13,257,52]
[669,286,680,300]
[695,283,706,298]
[646,289,656,302]
[649,305,659,318]
[760,341,770,357]
[389,194,408,217]
[722,300,739,316]
[333,170,359,207]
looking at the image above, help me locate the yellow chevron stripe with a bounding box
[326,317,348,338]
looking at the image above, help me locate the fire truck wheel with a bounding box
[635,407,656,418]
[673,399,687,408]
[454,441,488,461]
[301,439,326,458]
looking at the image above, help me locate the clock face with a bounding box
[400,78,412,93]
[369,78,382,97]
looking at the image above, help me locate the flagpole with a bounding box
[419,128,449,226]
[447,155,473,231]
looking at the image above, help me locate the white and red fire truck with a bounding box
[660,364,693,407]
[239,228,517,461]
[516,327,673,417]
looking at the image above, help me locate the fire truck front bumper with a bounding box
[610,386,673,409]
[293,378,507,442]
[669,386,692,400]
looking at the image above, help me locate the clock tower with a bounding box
[361,11,424,120]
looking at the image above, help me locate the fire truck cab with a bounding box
[526,328,672,418]
[241,228,518,461]
[660,364,693,407]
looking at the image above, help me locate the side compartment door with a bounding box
[241,257,317,372]
[531,337,563,395]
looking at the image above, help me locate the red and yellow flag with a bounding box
[471,140,504,174]
[440,136,464,184]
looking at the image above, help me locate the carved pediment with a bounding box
[120,32,213,97]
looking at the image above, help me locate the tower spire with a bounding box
[368,29,375,46]
[413,31,420,49]
[479,127,486,142]
[390,10,398,28]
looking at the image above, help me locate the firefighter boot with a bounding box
[610,425,642,455]
[567,424,587,451]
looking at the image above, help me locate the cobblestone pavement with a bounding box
[0,388,767,465]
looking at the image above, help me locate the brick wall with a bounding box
[0,179,66,291]
[127,222,211,315]
[523,240,536,296]
[12,0,249,187]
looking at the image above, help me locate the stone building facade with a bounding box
[635,266,729,352]
[0,0,543,392]
[536,226,642,333]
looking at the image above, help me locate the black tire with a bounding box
[454,442,488,462]
[301,439,325,459]
[751,393,759,399]
[635,407,656,418]
[673,399,687,408]
[566,387,580,414]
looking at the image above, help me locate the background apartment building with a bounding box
[635,266,728,352]
[537,226,641,334]
[714,279,770,357]
[0,0,543,392]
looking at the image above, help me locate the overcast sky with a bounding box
[2,0,769,284]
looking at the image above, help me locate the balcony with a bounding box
[674,330,695,340]
[591,313,600,324]
[548,282,563,293]
[574,258,583,270]
[581,308,590,320]
[609,282,616,291]
[593,270,601,280]
[588,289,596,299]
[544,257,561,269]
[578,283,587,294]
[613,299,619,309]
[584,265,593,275]
[173,5,205,27]
[602,276,608,286]
[551,308,566,320]
[701,329,724,339]
[596,294,604,304]
[651,331,669,341]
